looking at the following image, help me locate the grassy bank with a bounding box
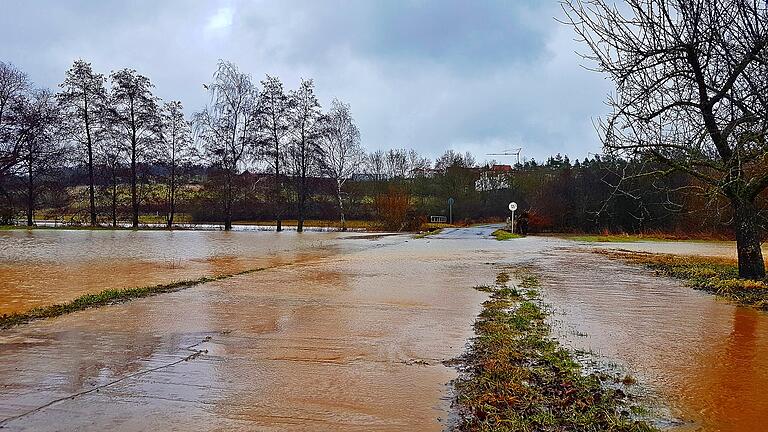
[560,232,729,243]
[599,250,768,309]
[0,267,266,330]
[491,229,522,241]
[454,270,656,431]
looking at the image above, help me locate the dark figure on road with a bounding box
[517,211,529,236]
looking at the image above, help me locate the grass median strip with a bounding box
[453,270,657,431]
[598,250,768,309]
[0,267,266,330]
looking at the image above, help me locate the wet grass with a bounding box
[491,229,523,241]
[454,270,657,432]
[600,250,768,309]
[562,233,724,243]
[414,228,443,238]
[0,267,266,330]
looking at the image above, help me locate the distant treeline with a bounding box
[0,60,732,234]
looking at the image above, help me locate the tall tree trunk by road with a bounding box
[733,199,765,279]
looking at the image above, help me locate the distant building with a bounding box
[475,164,513,191]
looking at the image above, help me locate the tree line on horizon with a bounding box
[0,47,761,241]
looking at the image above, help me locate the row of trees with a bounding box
[0,60,365,231]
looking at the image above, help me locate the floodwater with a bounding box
[0,229,365,314]
[527,239,768,432]
[0,228,500,431]
[0,229,766,431]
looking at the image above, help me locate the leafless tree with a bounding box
[366,150,386,181]
[256,75,291,232]
[96,129,125,227]
[385,148,409,179]
[562,0,768,278]
[288,79,323,232]
[407,149,431,178]
[319,99,364,231]
[157,100,195,227]
[109,69,161,228]
[59,60,107,226]
[16,89,63,226]
[194,61,258,231]
[0,62,27,180]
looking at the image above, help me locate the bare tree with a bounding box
[0,62,27,179]
[59,60,107,226]
[288,78,323,233]
[96,129,125,227]
[407,148,431,178]
[16,89,63,226]
[385,148,409,179]
[109,69,160,228]
[157,100,194,227]
[563,0,768,278]
[319,99,364,231]
[366,150,386,181]
[194,61,258,231]
[256,75,291,232]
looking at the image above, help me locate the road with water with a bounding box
[0,227,766,431]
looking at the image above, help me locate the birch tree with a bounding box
[320,99,364,231]
[194,61,257,231]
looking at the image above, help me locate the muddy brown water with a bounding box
[0,229,766,431]
[0,229,368,314]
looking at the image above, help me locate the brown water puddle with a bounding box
[533,246,768,432]
[0,230,501,431]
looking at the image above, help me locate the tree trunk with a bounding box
[111,169,117,228]
[84,95,97,227]
[224,172,232,231]
[733,198,765,279]
[167,166,175,228]
[337,182,346,232]
[131,141,138,229]
[26,168,33,227]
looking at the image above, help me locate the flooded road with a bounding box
[0,228,501,431]
[518,238,768,432]
[0,229,766,431]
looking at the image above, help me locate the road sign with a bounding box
[508,202,517,233]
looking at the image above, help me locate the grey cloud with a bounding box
[0,0,610,162]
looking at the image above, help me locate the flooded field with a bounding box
[0,229,366,314]
[0,229,766,431]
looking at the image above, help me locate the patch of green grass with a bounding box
[455,269,657,432]
[600,250,768,309]
[414,228,442,239]
[0,267,266,329]
[491,229,522,241]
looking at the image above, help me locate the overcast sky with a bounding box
[0,0,612,163]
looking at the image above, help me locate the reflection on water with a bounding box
[535,247,768,432]
[0,229,358,314]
